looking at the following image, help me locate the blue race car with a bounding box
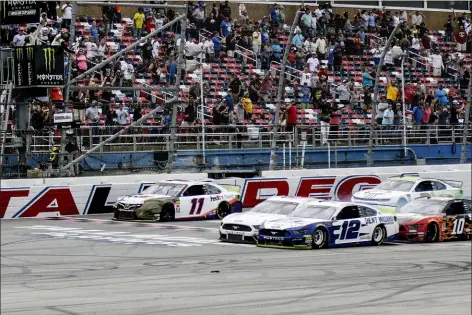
[257,200,399,249]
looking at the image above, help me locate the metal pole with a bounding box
[200,54,206,165]
[69,15,186,85]
[0,82,13,169]
[367,22,403,166]
[460,78,472,163]
[77,1,187,9]
[61,97,176,172]
[59,2,77,175]
[69,85,179,92]
[167,18,187,173]
[401,53,407,156]
[269,11,301,170]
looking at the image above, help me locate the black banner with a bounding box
[34,46,65,86]
[1,1,40,24]
[13,46,36,86]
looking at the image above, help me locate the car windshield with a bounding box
[250,200,300,215]
[289,204,336,220]
[398,200,447,214]
[374,180,414,192]
[140,184,184,197]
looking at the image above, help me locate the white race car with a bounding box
[219,196,316,243]
[113,180,242,221]
[351,173,463,211]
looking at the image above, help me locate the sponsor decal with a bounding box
[1,1,39,24]
[379,216,394,224]
[35,46,64,85]
[210,195,224,202]
[53,112,73,124]
[262,236,284,240]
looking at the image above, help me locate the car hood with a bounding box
[263,217,328,230]
[396,213,436,224]
[116,194,172,205]
[353,189,404,200]
[223,212,288,226]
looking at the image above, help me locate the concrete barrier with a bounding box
[1,164,470,219]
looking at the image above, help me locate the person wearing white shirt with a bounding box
[300,69,312,87]
[122,60,134,86]
[430,52,443,77]
[307,55,319,73]
[399,10,408,23]
[314,8,322,19]
[314,36,327,59]
[392,13,400,27]
[410,11,424,26]
[203,38,214,62]
[85,40,98,60]
[336,81,351,104]
[252,30,262,54]
[61,2,72,28]
[151,38,160,59]
[12,29,25,47]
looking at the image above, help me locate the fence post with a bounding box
[460,78,472,163]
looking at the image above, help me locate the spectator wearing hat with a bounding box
[12,29,25,47]
[382,103,394,128]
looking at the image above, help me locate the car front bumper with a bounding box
[256,235,312,249]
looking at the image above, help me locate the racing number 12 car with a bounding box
[113,180,242,221]
[257,201,398,249]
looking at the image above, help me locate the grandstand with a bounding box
[0,1,470,178]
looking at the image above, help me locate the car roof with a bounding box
[317,201,357,208]
[267,196,314,204]
[159,179,210,185]
[389,176,421,182]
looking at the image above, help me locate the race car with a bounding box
[113,180,242,221]
[351,173,463,210]
[219,196,318,243]
[257,201,398,249]
[397,197,471,242]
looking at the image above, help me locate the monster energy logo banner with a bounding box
[1,1,39,24]
[35,46,64,86]
[13,46,35,86]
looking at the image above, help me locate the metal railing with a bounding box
[270,61,303,82]
[3,124,469,154]
[235,44,260,69]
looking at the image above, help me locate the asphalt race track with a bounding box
[1,215,471,315]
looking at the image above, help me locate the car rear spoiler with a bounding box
[443,180,463,188]
[218,184,241,194]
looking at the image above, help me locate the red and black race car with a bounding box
[397,197,471,242]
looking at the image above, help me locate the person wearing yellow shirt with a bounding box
[386,77,399,112]
[241,94,253,120]
[133,7,145,39]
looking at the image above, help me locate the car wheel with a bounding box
[159,203,175,222]
[371,225,386,245]
[216,202,230,219]
[396,198,407,209]
[312,228,328,249]
[425,223,439,242]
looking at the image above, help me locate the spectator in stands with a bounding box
[336,80,351,105]
[455,25,468,52]
[376,95,388,125]
[115,105,129,125]
[410,11,425,27]
[382,103,394,128]
[221,17,232,38]
[435,85,449,107]
[411,103,424,127]
[430,51,443,77]
[133,8,145,39]
[12,29,25,47]
[386,77,399,110]
[212,32,222,63]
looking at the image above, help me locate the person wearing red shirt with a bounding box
[454,25,467,52]
[284,104,298,132]
[145,16,156,33]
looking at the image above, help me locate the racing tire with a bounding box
[425,223,439,242]
[371,225,386,246]
[396,198,408,209]
[216,202,231,219]
[159,203,175,222]
[311,228,328,249]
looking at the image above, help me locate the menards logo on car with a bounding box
[1,175,381,219]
